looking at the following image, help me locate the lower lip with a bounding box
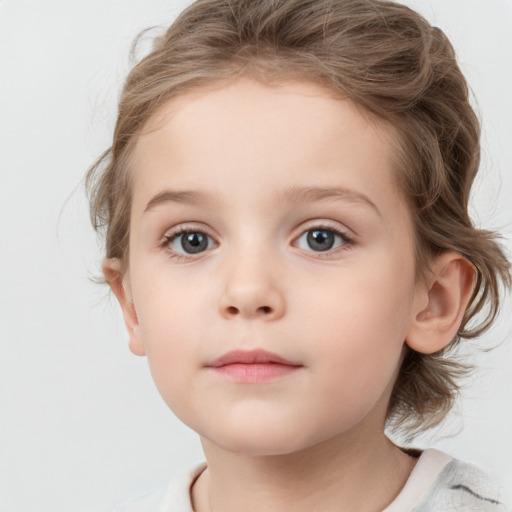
[209,363,301,382]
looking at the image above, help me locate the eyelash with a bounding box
[161,227,214,263]
[160,223,355,262]
[295,223,354,258]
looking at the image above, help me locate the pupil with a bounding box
[307,230,334,251]
[182,232,207,253]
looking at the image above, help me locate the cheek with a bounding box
[133,257,209,336]
[131,276,202,388]
[301,257,415,382]
[305,252,414,333]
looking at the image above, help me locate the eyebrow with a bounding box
[279,185,381,216]
[144,185,380,216]
[144,190,206,212]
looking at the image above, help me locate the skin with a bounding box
[104,78,475,512]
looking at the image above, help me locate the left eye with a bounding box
[295,228,348,252]
[166,230,215,255]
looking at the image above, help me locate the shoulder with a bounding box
[415,450,509,512]
[112,462,207,512]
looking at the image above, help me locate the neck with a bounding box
[191,430,417,512]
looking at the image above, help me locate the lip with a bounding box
[205,349,303,383]
[206,349,301,367]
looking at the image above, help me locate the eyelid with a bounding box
[292,219,355,240]
[159,219,355,261]
[162,222,217,240]
[160,223,219,260]
[291,220,356,255]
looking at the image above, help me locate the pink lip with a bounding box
[206,349,303,383]
[206,349,300,367]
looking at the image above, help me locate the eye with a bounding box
[295,227,350,253]
[164,229,216,255]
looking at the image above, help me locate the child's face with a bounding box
[121,78,424,456]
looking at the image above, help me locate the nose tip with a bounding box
[218,250,286,321]
[219,283,285,321]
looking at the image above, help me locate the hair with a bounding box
[86,0,511,439]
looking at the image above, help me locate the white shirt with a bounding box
[114,449,509,512]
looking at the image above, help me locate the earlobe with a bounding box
[405,252,475,354]
[102,258,146,357]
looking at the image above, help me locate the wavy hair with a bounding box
[86,0,511,438]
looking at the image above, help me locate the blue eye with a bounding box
[295,228,349,252]
[166,230,215,255]
[163,226,350,258]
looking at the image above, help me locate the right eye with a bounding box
[164,229,216,255]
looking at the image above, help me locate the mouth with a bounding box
[205,349,303,383]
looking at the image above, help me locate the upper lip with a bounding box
[206,349,301,367]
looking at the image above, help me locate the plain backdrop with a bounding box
[1,0,511,511]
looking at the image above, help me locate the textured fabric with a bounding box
[114,449,509,511]
[383,449,509,511]
[113,462,206,512]
[414,457,509,512]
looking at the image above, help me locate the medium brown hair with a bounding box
[86,0,511,438]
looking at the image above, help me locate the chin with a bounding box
[214,438,304,457]
[200,422,327,458]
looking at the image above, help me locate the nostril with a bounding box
[223,304,276,317]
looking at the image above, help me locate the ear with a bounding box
[102,258,146,357]
[406,252,475,354]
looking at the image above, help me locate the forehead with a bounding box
[129,78,405,219]
[135,78,396,155]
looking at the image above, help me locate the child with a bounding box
[85,0,511,510]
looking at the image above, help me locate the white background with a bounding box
[0,1,511,510]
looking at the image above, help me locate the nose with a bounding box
[218,252,286,321]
